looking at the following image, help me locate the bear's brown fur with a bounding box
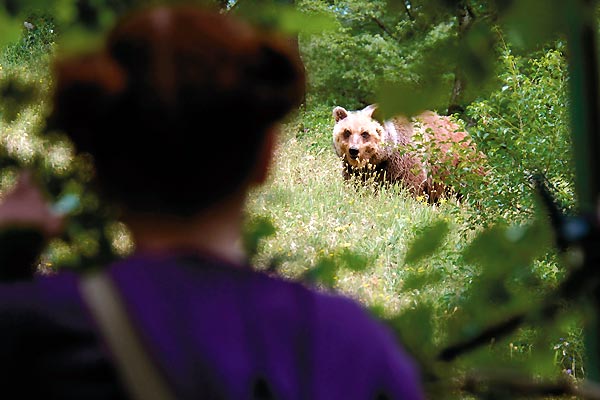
[332,104,485,202]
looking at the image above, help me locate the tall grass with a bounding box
[246,122,480,314]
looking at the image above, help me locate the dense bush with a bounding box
[298,0,458,109]
[466,43,574,220]
[0,13,128,271]
[0,14,57,67]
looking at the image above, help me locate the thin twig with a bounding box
[438,313,526,362]
[371,17,400,42]
[403,0,415,21]
[439,254,600,362]
[461,373,600,400]
[227,0,242,13]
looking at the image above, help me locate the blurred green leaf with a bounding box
[377,78,450,118]
[463,219,551,275]
[55,25,105,54]
[243,215,276,257]
[402,269,444,291]
[0,10,22,48]
[302,247,370,287]
[53,0,77,25]
[455,218,552,327]
[0,75,40,122]
[502,0,569,52]
[305,256,338,287]
[2,0,53,16]
[235,3,336,35]
[387,302,436,358]
[455,20,499,103]
[277,7,337,34]
[336,247,370,272]
[369,304,386,319]
[404,220,449,264]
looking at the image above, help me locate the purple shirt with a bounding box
[0,253,424,399]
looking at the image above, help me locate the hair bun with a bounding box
[48,6,306,215]
[49,52,125,152]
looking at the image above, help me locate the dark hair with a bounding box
[50,6,305,215]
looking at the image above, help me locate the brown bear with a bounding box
[332,104,485,202]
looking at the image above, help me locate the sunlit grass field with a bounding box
[246,122,480,315]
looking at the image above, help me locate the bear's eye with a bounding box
[361,132,370,139]
[343,130,351,139]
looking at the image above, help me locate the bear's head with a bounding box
[332,105,389,169]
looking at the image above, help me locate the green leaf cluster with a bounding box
[303,247,370,286]
[466,44,574,220]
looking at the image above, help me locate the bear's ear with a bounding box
[361,104,378,119]
[333,106,348,122]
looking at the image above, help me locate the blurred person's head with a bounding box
[50,6,305,217]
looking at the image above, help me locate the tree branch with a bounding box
[403,1,415,21]
[215,0,230,11]
[438,313,526,362]
[461,373,600,400]
[447,3,476,115]
[227,0,242,13]
[371,17,400,42]
[438,246,600,362]
[438,300,566,362]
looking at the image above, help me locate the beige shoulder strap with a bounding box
[80,272,176,400]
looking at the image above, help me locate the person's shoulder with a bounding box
[246,273,424,399]
[303,287,391,346]
[0,270,82,316]
[246,270,395,350]
[310,290,425,400]
[0,270,88,357]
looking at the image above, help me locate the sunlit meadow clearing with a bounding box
[246,122,479,315]
[0,61,479,317]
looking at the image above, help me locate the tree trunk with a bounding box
[447,3,474,116]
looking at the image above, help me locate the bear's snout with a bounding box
[349,147,359,159]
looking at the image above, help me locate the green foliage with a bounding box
[0,74,40,122]
[0,11,26,50]
[234,1,336,34]
[299,0,573,119]
[0,8,127,271]
[388,302,436,360]
[304,255,338,286]
[464,221,551,273]
[301,247,370,286]
[0,13,57,66]
[401,268,444,292]
[298,0,502,114]
[292,101,335,150]
[404,219,449,264]
[500,0,570,53]
[466,43,574,219]
[385,214,571,394]
[243,215,277,258]
[459,219,552,324]
[298,0,417,107]
[0,14,56,122]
